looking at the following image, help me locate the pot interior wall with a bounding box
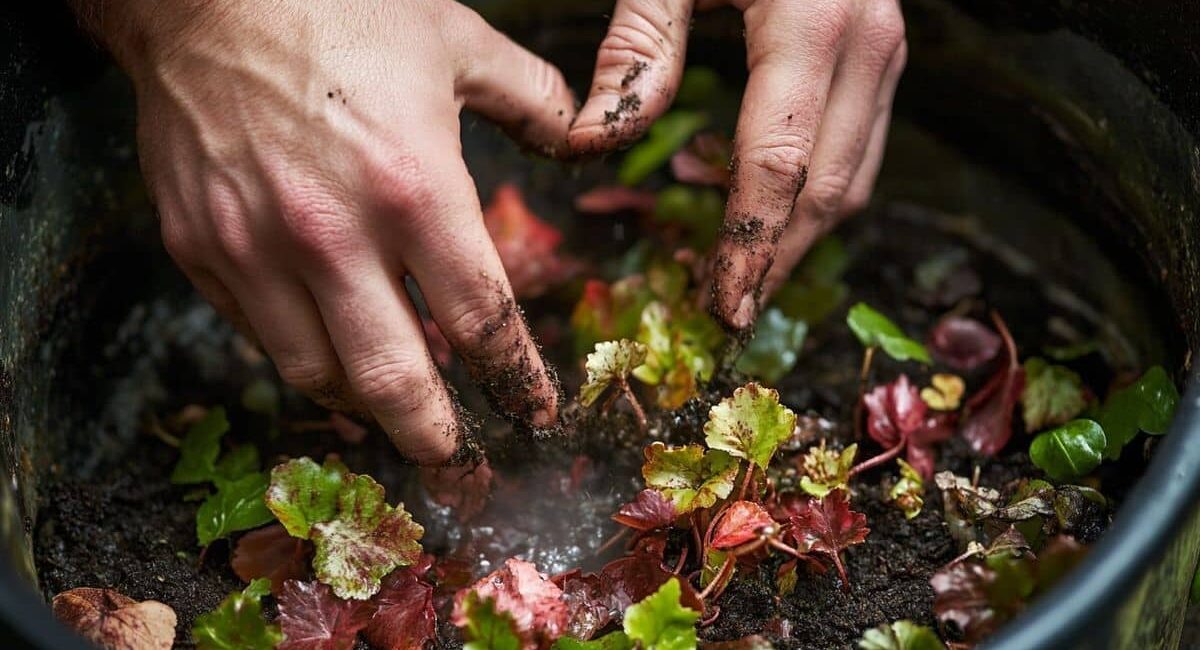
[1,0,1198,647]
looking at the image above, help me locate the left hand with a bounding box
[569,0,907,333]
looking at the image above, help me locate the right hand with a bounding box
[98,0,578,464]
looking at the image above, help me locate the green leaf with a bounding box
[675,67,722,108]
[192,578,283,650]
[857,620,946,650]
[798,441,856,499]
[654,185,723,250]
[215,445,261,482]
[888,459,925,520]
[241,379,280,416]
[1098,366,1180,459]
[623,578,700,650]
[554,632,634,650]
[633,302,722,409]
[1021,358,1088,432]
[642,443,738,514]
[311,474,424,600]
[266,456,350,539]
[704,383,797,469]
[171,407,230,485]
[736,308,808,384]
[580,339,648,407]
[771,237,850,326]
[459,593,522,650]
[1029,419,1106,482]
[845,303,930,363]
[700,549,731,588]
[196,472,275,547]
[618,112,708,186]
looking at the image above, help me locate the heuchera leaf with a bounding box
[214,444,261,482]
[53,588,176,650]
[613,489,678,531]
[232,523,312,594]
[1098,365,1180,459]
[600,537,704,614]
[277,579,374,650]
[363,566,438,650]
[711,501,775,549]
[553,631,634,650]
[633,302,722,409]
[618,111,708,186]
[554,570,616,641]
[704,383,797,469]
[266,456,350,539]
[960,314,1024,457]
[857,620,945,650]
[920,374,964,412]
[798,441,857,499]
[642,442,738,514]
[196,472,275,547]
[483,183,576,299]
[172,407,230,485]
[927,317,1001,372]
[735,308,808,384]
[785,490,869,586]
[1029,419,1106,482]
[453,558,569,648]
[420,461,495,523]
[888,459,925,520]
[846,303,930,363]
[622,578,700,650]
[912,247,981,309]
[574,186,657,215]
[1021,358,1088,432]
[310,474,424,600]
[458,593,523,650]
[580,340,648,407]
[863,376,954,479]
[193,579,282,650]
[571,278,654,357]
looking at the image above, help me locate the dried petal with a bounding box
[53,588,176,650]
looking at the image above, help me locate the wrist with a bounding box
[73,0,223,82]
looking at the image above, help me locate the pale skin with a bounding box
[76,0,905,465]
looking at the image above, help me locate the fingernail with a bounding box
[531,408,554,428]
[733,294,756,330]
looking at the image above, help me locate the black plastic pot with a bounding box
[2,1,1198,648]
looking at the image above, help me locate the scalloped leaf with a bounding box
[171,407,230,485]
[277,579,374,650]
[580,339,648,407]
[1021,358,1087,432]
[613,489,678,531]
[266,456,350,539]
[196,472,275,547]
[704,383,796,469]
[642,443,738,514]
[192,579,282,650]
[622,578,700,650]
[453,558,568,648]
[786,490,868,586]
[857,620,945,650]
[711,501,775,549]
[798,441,856,499]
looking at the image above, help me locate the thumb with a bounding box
[568,0,694,155]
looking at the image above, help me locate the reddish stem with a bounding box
[596,527,631,556]
[852,346,877,440]
[672,546,690,575]
[699,604,722,628]
[619,379,648,431]
[831,552,851,592]
[697,554,736,601]
[849,439,907,477]
[736,465,757,502]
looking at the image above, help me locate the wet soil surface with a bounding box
[33,203,1138,648]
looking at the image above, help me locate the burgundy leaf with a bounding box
[669,133,732,187]
[573,186,658,215]
[960,313,1025,456]
[484,183,578,299]
[863,374,927,448]
[613,489,677,531]
[231,524,312,594]
[711,501,775,549]
[277,580,375,650]
[420,461,494,523]
[930,561,1002,644]
[928,317,1003,372]
[363,567,437,650]
[551,570,613,641]
[907,412,958,480]
[786,490,868,587]
[599,536,704,613]
[451,558,569,647]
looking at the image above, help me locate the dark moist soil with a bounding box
[33,204,1135,649]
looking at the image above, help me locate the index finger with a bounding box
[711,0,843,331]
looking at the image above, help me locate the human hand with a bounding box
[569,0,906,332]
[92,0,578,464]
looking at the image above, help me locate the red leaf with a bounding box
[363,567,437,650]
[863,375,927,448]
[451,558,569,647]
[613,489,677,531]
[599,536,704,613]
[669,133,732,187]
[484,183,578,299]
[907,413,958,480]
[277,580,375,650]
[711,501,775,549]
[231,524,312,594]
[960,313,1025,456]
[573,186,657,215]
[786,490,869,586]
[928,317,1002,372]
[551,570,613,641]
[930,561,1002,644]
[420,460,494,523]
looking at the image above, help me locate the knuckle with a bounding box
[159,217,198,265]
[599,15,673,64]
[840,188,871,216]
[858,2,906,57]
[368,151,439,217]
[347,352,430,412]
[277,189,354,272]
[210,213,256,270]
[276,356,339,394]
[740,136,810,191]
[441,294,523,361]
[803,167,855,217]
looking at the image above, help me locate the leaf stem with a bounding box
[735,464,757,502]
[849,440,906,477]
[596,527,631,557]
[672,545,690,575]
[144,415,180,448]
[697,553,736,601]
[619,379,648,432]
[853,346,877,440]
